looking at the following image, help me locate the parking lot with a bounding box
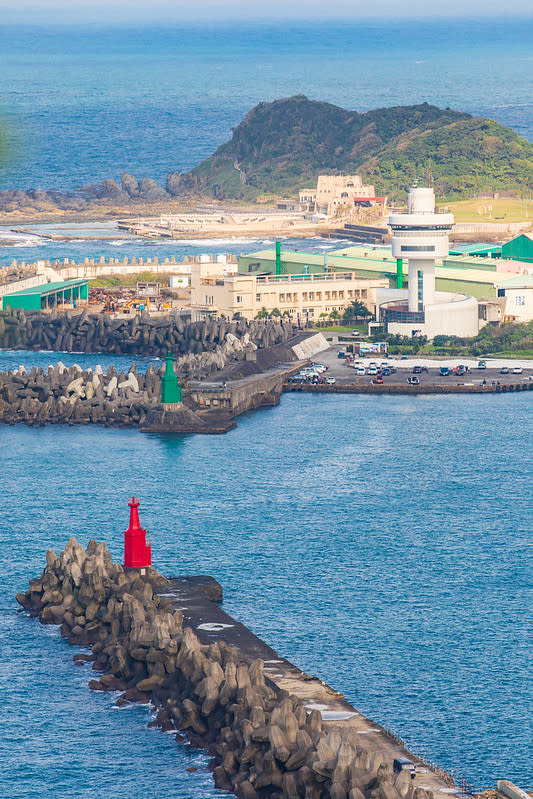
[292,347,533,388]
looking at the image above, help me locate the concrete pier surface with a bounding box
[161,577,457,797]
[18,535,528,799]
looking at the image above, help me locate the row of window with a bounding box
[256,289,367,304]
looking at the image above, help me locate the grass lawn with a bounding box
[316,323,367,334]
[444,198,533,224]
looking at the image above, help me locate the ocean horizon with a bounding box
[1,18,533,192]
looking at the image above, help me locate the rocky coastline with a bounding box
[17,538,450,799]
[0,171,201,224]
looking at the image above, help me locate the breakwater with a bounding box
[0,307,292,370]
[283,382,533,395]
[17,538,458,799]
[0,361,302,431]
[0,361,160,427]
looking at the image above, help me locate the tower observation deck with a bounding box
[388,186,454,314]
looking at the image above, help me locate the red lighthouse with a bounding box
[124,496,151,569]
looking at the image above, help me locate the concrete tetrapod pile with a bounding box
[16,539,438,799]
[0,362,161,426]
[0,307,293,364]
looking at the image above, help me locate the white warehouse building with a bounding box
[378,185,479,339]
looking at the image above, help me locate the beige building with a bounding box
[190,261,388,321]
[299,174,376,216]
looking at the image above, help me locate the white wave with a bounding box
[109,239,127,245]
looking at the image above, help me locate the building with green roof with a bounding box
[2,279,89,312]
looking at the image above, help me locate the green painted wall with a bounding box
[501,234,533,264]
[2,293,40,311]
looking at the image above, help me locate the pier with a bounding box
[17,510,470,799]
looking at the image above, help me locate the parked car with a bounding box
[326,376,336,385]
[368,367,378,375]
[512,366,523,374]
[454,366,467,376]
[337,351,346,359]
[356,367,366,375]
[351,329,361,336]
[381,367,392,376]
[477,360,487,369]
[407,376,420,385]
[288,375,306,383]
[373,376,384,384]
[500,366,510,374]
[440,367,450,376]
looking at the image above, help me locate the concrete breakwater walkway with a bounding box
[17,538,464,799]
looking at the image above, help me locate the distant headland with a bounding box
[1,95,533,223]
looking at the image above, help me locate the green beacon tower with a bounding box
[161,352,182,407]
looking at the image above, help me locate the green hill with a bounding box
[189,95,533,201]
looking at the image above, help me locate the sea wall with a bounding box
[0,307,292,365]
[17,540,440,799]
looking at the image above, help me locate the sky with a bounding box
[1,0,532,23]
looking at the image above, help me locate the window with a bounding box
[256,293,261,302]
[302,292,308,301]
[401,245,436,252]
[309,292,315,301]
[417,271,424,311]
[236,295,242,303]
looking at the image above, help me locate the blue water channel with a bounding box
[0,390,531,797]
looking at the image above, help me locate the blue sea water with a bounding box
[1,18,533,191]
[0,17,532,798]
[0,392,531,797]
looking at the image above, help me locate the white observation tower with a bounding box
[388,185,454,313]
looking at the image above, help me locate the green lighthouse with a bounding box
[161,352,182,406]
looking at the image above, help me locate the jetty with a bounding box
[16,498,473,799]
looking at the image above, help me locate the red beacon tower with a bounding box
[124,496,151,571]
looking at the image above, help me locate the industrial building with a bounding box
[190,258,388,322]
[501,233,533,264]
[2,279,89,312]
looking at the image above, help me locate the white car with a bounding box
[312,363,327,373]
[512,366,523,374]
[380,361,389,369]
[356,367,366,375]
[326,376,336,385]
[368,367,378,375]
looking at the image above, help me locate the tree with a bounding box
[256,306,269,319]
[271,307,281,317]
[329,309,340,321]
[343,300,371,323]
